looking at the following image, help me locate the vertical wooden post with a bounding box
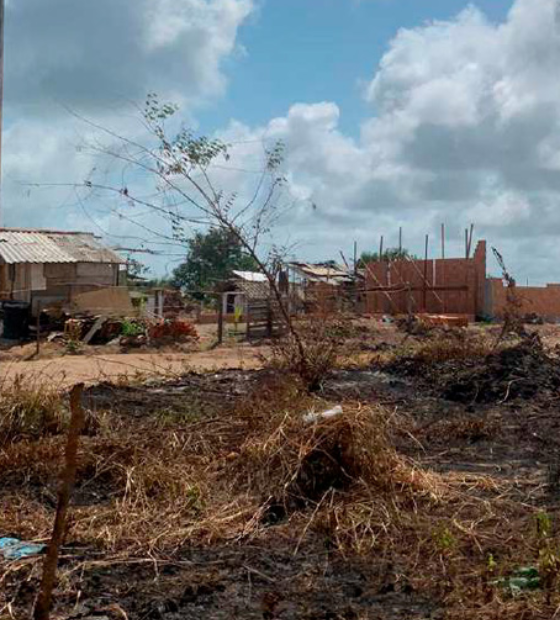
[379,235,384,260]
[266,300,273,338]
[353,241,357,274]
[441,224,446,314]
[34,384,85,620]
[36,301,41,357]
[465,228,469,259]
[398,227,403,253]
[246,297,252,341]
[423,234,429,312]
[217,294,224,345]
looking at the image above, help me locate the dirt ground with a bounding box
[3,320,560,619]
[0,346,263,387]
[0,322,263,386]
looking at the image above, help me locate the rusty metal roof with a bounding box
[288,262,353,281]
[0,229,125,265]
[232,270,268,283]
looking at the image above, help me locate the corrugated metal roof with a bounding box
[289,262,352,280]
[0,229,125,265]
[232,270,268,283]
[50,233,125,264]
[0,232,75,264]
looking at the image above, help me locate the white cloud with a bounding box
[213,0,560,281]
[6,0,560,284]
[5,0,253,111]
[2,0,254,249]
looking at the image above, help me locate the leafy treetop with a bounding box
[171,227,259,302]
[359,247,416,266]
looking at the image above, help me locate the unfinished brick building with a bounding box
[365,241,487,320]
[485,279,560,321]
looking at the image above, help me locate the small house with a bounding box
[221,270,269,318]
[0,228,126,315]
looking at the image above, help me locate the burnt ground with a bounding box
[50,544,437,620]
[3,327,560,619]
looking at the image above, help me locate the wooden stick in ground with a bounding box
[35,302,41,357]
[217,293,224,345]
[34,383,86,620]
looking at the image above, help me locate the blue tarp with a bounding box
[0,537,46,560]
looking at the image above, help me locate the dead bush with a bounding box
[388,329,494,376]
[411,329,493,364]
[236,403,403,513]
[269,313,358,391]
[0,377,65,445]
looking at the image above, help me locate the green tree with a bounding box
[359,247,415,266]
[171,227,258,301]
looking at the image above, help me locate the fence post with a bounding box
[34,384,85,620]
[266,300,273,338]
[35,301,41,356]
[246,298,252,342]
[217,293,224,345]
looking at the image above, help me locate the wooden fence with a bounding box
[246,299,287,341]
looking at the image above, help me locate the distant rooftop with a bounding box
[232,270,268,283]
[288,262,354,282]
[0,228,126,265]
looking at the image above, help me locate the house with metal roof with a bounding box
[218,269,270,317]
[0,228,126,314]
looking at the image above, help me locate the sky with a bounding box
[3,0,560,282]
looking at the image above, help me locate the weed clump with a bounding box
[0,377,65,444]
[268,314,358,391]
[398,328,493,368]
[237,403,405,514]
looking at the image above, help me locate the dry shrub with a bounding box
[0,377,65,445]
[230,399,454,563]
[407,328,493,365]
[235,403,430,516]
[269,313,357,391]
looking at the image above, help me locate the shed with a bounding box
[220,270,270,317]
[0,228,126,314]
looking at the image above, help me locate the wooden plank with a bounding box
[82,316,106,345]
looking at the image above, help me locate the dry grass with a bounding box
[0,376,66,446]
[407,328,494,364]
[0,365,558,619]
[237,403,404,507]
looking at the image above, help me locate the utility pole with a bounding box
[0,0,5,223]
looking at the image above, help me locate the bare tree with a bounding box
[492,247,526,340]
[66,95,310,372]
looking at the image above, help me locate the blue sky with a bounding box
[199,0,514,136]
[4,0,560,282]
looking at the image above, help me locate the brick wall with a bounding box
[365,241,487,319]
[486,278,560,320]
